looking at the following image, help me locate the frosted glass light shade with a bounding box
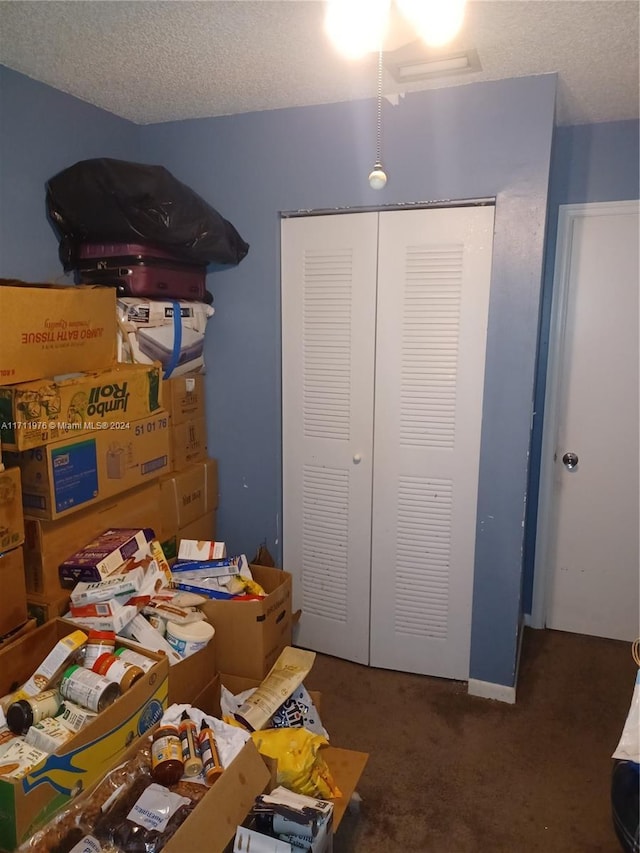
[397,0,467,47]
[324,0,391,59]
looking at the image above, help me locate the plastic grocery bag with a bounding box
[250,728,341,800]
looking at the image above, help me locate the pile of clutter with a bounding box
[17,644,334,853]
[0,628,161,780]
[59,528,266,664]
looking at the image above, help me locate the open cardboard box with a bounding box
[220,674,369,832]
[19,679,269,853]
[0,619,169,851]
[18,673,367,853]
[200,565,293,681]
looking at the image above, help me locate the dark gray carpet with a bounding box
[307,627,636,852]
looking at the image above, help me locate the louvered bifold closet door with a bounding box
[281,212,378,664]
[370,206,495,679]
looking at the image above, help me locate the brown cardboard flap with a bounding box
[163,739,271,853]
[323,746,369,830]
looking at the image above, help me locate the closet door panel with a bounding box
[281,213,378,664]
[370,206,495,678]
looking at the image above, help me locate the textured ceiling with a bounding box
[0,0,638,126]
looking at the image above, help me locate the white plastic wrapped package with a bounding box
[116,297,214,378]
[612,669,640,763]
[220,683,328,739]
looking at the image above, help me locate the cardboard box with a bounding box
[0,281,116,385]
[0,467,24,551]
[9,410,171,521]
[26,592,71,626]
[162,373,205,425]
[0,547,28,636]
[201,565,292,680]
[191,672,222,718]
[168,632,218,706]
[178,510,217,544]
[27,590,69,625]
[164,739,270,853]
[0,619,169,850]
[38,729,269,853]
[220,676,368,832]
[160,457,218,531]
[0,362,163,452]
[171,415,208,471]
[23,480,167,597]
[0,619,36,649]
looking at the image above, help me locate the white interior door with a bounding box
[369,206,495,679]
[540,201,639,641]
[281,212,378,664]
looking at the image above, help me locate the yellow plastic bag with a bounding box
[251,728,342,799]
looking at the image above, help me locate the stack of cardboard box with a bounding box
[0,282,368,853]
[0,464,29,641]
[0,283,218,625]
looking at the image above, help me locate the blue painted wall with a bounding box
[0,65,559,686]
[0,66,140,280]
[141,73,557,688]
[522,120,640,615]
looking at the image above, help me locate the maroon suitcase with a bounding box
[75,242,208,302]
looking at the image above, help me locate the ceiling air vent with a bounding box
[385,47,481,84]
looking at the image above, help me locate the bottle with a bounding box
[198,718,223,785]
[92,653,144,692]
[113,647,155,672]
[178,711,203,777]
[151,724,184,785]
[59,665,121,713]
[6,689,62,735]
[83,630,116,670]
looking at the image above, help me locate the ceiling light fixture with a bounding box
[324,0,467,58]
[324,0,467,189]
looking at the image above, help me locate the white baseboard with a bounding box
[468,678,516,704]
[523,613,533,627]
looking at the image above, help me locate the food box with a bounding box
[0,362,163,452]
[0,281,116,385]
[58,527,155,585]
[0,619,169,850]
[7,411,171,520]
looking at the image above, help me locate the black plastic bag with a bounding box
[46,158,249,270]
